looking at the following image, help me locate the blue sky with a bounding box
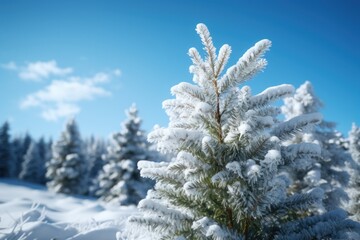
[1,0,359,139]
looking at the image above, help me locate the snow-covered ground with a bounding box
[0,178,138,240]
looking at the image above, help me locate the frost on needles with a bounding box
[128,23,360,239]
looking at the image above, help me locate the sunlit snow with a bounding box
[0,178,138,240]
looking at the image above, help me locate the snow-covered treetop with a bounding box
[121,103,143,138]
[53,118,82,156]
[282,81,323,121]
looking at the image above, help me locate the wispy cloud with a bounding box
[2,60,72,81]
[1,61,18,70]
[20,68,120,121]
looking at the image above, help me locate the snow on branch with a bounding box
[138,199,192,222]
[219,39,271,92]
[250,84,294,108]
[276,209,360,240]
[271,113,322,140]
[196,23,217,72]
[171,82,206,102]
[138,160,169,180]
[271,187,324,215]
[192,217,238,240]
[215,44,231,78]
[282,143,321,162]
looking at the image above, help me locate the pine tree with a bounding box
[10,136,23,178]
[94,105,154,205]
[346,123,360,221]
[87,138,106,195]
[0,121,12,177]
[281,81,351,210]
[37,137,50,184]
[128,24,360,239]
[19,140,41,183]
[46,118,87,195]
[15,133,32,179]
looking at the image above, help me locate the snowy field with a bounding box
[0,178,138,240]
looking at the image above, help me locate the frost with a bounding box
[183,181,202,197]
[304,169,321,185]
[238,122,251,135]
[246,164,261,183]
[195,102,212,114]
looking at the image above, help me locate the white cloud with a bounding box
[1,61,18,70]
[20,71,118,121]
[85,72,110,84]
[19,60,73,81]
[41,103,80,121]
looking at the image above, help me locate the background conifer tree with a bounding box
[94,105,154,205]
[37,137,50,184]
[281,81,351,210]
[19,140,41,183]
[46,118,87,195]
[10,136,23,178]
[0,121,12,177]
[87,138,106,195]
[346,123,360,221]
[128,23,360,239]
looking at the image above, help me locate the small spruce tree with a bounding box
[37,137,50,184]
[87,138,106,195]
[10,136,23,178]
[19,141,41,183]
[94,105,154,205]
[0,121,12,177]
[46,118,87,195]
[128,23,360,239]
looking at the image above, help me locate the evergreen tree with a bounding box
[281,81,351,210]
[14,132,33,177]
[88,139,106,179]
[19,141,41,183]
[346,123,360,221]
[94,105,154,205]
[87,138,106,195]
[22,133,32,157]
[10,136,23,178]
[0,121,12,177]
[46,118,87,195]
[128,24,360,239]
[37,137,50,184]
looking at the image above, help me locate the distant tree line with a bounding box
[0,104,162,206]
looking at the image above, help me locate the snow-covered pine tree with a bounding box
[94,105,154,205]
[128,23,360,239]
[37,137,50,184]
[19,140,42,183]
[9,136,23,178]
[346,123,360,221]
[0,121,12,177]
[87,138,106,195]
[281,81,351,210]
[46,118,87,195]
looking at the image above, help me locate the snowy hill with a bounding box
[0,178,138,240]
